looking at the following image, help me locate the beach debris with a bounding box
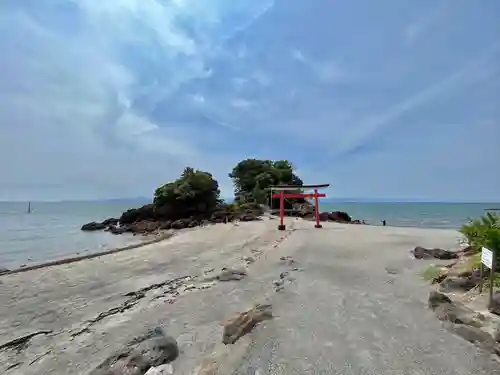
[411,246,458,260]
[222,304,273,345]
[279,271,289,279]
[0,330,53,352]
[217,268,247,282]
[385,267,398,275]
[89,327,178,375]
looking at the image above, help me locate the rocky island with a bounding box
[81,159,358,236]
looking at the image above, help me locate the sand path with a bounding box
[1,219,499,374]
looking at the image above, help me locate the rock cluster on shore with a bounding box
[81,201,264,235]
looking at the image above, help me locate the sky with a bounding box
[0,0,499,202]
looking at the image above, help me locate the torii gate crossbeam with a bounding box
[270,184,329,230]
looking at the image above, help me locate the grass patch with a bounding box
[421,265,443,282]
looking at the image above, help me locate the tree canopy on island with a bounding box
[153,167,221,219]
[229,158,304,205]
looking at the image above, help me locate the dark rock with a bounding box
[328,211,351,223]
[119,204,155,225]
[489,293,500,315]
[412,246,458,260]
[128,221,160,234]
[171,219,189,230]
[89,327,178,375]
[429,291,484,327]
[0,266,10,275]
[318,212,330,222]
[318,211,352,223]
[81,221,106,231]
[428,290,452,310]
[158,221,172,230]
[102,218,119,226]
[239,214,260,222]
[187,220,199,228]
[218,268,247,281]
[222,304,273,345]
[439,277,477,293]
[108,225,128,235]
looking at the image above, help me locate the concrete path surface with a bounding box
[1,219,499,374]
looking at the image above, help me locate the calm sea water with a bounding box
[0,201,149,269]
[0,200,498,269]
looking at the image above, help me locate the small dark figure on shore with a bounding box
[382,220,386,226]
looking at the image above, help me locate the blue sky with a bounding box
[0,0,499,202]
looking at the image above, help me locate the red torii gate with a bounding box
[270,184,329,230]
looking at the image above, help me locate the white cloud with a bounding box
[230,98,254,109]
[403,1,449,44]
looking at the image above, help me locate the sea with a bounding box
[0,200,499,269]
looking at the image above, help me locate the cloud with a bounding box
[327,43,500,160]
[0,0,499,202]
[403,1,449,44]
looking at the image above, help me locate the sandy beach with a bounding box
[1,218,499,374]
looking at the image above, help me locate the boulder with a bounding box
[412,246,458,260]
[158,221,172,230]
[428,290,452,310]
[439,277,477,293]
[318,212,330,222]
[222,304,273,345]
[239,214,260,222]
[447,324,495,349]
[328,211,351,223]
[102,218,119,226]
[428,291,484,327]
[89,327,178,375]
[489,293,500,315]
[108,225,128,235]
[119,204,155,225]
[187,220,199,228]
[81,221,106,231]
[171,219,189,230]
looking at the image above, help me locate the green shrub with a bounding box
[421,265,443,282]
[459,212,500,254]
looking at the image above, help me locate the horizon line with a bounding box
[1,198,499,204]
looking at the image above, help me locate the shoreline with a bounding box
[1,220,463,277]
[0,231,175,276]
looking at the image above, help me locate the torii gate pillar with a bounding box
[271,184,328,231]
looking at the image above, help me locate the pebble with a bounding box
[279,272,289,279]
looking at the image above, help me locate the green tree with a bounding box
[229,158,304,205]
[153,167,221,219]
